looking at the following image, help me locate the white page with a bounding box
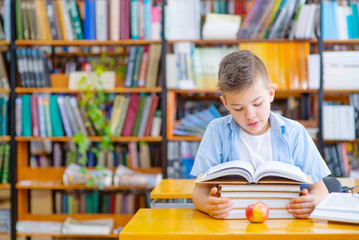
[254,161,308,183]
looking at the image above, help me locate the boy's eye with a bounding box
[234,108,242,111]
[254,102,263,107]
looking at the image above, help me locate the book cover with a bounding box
[49,94,64,137]
[57,95,73,137]
[83,0,96,40]
[68,0,83,40]
[121,94,140,136]
[21,94,32,136]
[131,95,146,136]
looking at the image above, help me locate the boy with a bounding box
[190,50,330,219]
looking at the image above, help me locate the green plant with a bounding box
[73,54,116,187]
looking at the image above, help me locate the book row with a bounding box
[29,141,161,169]
[322,0,359,40]
[238,0,318,40]
[0,94,8,136]
[0,1,10,41]
[165,0,318,40]
[0,53,9,90]
[124,44,162,88]
[16,44,162,88]
[16,93,161,138]
[323,93,359,140]
[199,0,250,16]
[16,48,52,88]
[173,105,221,137]
[168,42,310,90]
[324,142,359,178]
[0,209,10,233]
[0,143,10,184]
[30,189,149,215]
[16,0,162,41]
[167,141,199,179]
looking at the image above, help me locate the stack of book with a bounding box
[219,183,300,219]
[195,160,311,219]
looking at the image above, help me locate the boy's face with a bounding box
[220,81,275,136]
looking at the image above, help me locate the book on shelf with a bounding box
[202,13,241,40]
[62,217,114,235]
[310,193,359,224]
[195,160,311,184]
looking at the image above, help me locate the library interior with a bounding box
[0,0,358,239]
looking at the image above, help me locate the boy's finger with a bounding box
[208,196,231,205]
[209,204,233,215]
[287,202,313,209]
[209,187,218,196]
[288,207,312,214]
[299,188,309,196]
[290,195,313,203]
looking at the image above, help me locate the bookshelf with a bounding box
[1,0,357,239]
[163,0,324,180]
[9,0,165,239]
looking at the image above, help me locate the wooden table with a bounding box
[150,179,195,208]
[120,208,359,240]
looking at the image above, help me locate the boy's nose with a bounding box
[245,109,256,119]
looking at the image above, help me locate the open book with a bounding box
[310,193,359,224]
[195,160,310,184]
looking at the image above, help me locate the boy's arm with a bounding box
[287,179,328,219]
[192,183,233,219]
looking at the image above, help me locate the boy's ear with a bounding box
[269,84,275,102]
[220,95,229,111]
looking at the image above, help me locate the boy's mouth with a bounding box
[247,121,259,127]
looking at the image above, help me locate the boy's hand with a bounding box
[205,186,233,219]
[287,189,315,219]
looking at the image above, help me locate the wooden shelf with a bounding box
[0,136,10,142]
[169,89,317,95]
[324,139,359,144]
[168,136,202,141]
[323,40,359,45]
[0,40,10,45]
[17,167,161,183]
[16,181,157,191]
[17,213,133,232]
[15,136,162,142]
[15,39,161,46]
[0,184,10,189]
[324,90,359,94]
[168,39,318,45]
[0,89,10,93]
[16,87,162,93]
[17,233,118,238]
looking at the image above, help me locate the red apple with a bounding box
[245,202,269,223]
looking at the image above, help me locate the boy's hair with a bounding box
[217,50,269,94]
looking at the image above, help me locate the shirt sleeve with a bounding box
[190,120,224,177]
[292,125,331,183]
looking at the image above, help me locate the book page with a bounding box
[254,161,308,183]
[315,193,359,212]
[201,160,255,182]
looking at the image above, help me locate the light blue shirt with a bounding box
[190,112,331,184]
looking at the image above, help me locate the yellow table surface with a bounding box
[150,179,195,199]
[120,208,359,240]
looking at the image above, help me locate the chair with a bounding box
[323,177,342,193]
